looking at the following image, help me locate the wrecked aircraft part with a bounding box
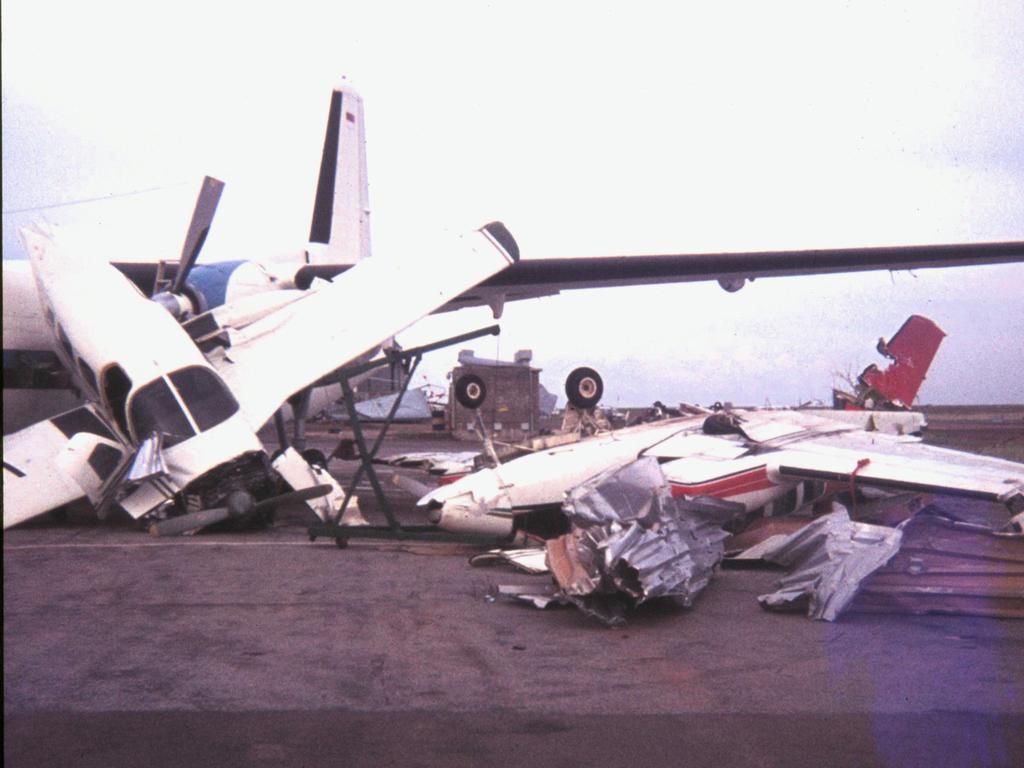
[850,512,1024,619]
[564,367,604,410]
[546,457,729,626]
[125,431,167,483]
[469,548,550,574]
[418,467,517,537]
[495,584,568,610]
[378,451,480,476]
[454,373,487,410]
[756,508,903,621]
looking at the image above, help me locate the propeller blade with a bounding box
[171,175,225,294]
[391,472,433,500]
[149,485,332,537]
[250,484,334,514]
[149,506,232,537]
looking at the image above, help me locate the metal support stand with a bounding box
[308,324,511,548]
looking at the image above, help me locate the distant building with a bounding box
[448,349,555,442]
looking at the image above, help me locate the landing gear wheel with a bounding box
[565,367,603,409]
[454,374,487,409]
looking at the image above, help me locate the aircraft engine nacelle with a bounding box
[151,288,198,320]
[717,277,747,293]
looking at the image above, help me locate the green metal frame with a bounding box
[307,324,511,547]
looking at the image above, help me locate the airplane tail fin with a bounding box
[855,315,946,408]
[306,81,370,265]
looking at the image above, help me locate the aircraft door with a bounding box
[101,364,133,439]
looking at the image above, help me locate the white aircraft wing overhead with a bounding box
[769,431,1024,509]
[216,223,519,429]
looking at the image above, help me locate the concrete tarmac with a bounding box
[5,434,1024,767]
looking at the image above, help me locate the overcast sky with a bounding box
[3,1,1022,405]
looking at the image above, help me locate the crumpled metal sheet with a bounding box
[546,456,729,626]
[756,508,902,621]
[495,584,568,609]
[469,548,550,574]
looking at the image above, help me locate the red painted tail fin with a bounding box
[857,315,946,408]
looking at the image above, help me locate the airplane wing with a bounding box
[285,239,1024,314]
[767,431,1024,510]
[214,223,519,429]
[652,409,1024,513]
[3,405,129,528]
[111,239,1024,316]
[442,240,1024,311]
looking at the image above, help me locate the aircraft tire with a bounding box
[565,367,603,409]
[454,374,487,409]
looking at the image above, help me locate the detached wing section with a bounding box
[437,240,1024,311]
[217,222,519,429]
[3,406,129,529]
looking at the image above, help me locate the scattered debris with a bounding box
[377,451,480,476]
[494,584,569,610]
[544,457,729,626]
[470,548,550,574]
[756,508,903,620]
[318,388,434,422]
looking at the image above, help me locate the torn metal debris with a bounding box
[494,584,568,610]
[545,456,729,626]
[756,508,903,621]
[469,548,550,574]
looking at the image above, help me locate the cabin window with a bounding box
[101,365,133,438]
[168,366,239,431]
[87,443,124,481]
[129,377,195,446]
[51,407,116,441]
[3,350,73,390]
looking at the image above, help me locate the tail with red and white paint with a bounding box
[836,315,947,410]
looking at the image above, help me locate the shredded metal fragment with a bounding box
[469,548,550,574]
[756,508,902,620]
[545,456,729,626]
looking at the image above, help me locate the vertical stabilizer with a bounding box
[307,82,370,264]
[857,315,947,408]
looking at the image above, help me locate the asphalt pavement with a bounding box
[4,429,1023,767]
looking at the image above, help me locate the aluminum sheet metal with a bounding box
[546,456,729,626]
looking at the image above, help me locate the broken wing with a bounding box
[768,432,1024,511]
[215,223,519,429]
[3,405,130,529]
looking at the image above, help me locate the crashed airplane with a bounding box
[418,348,1024,623]
[4,81,1024,536]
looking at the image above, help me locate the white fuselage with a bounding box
[420,408,1024,538]
[22,227,262,512]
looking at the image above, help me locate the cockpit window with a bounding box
[168,366,239,431]
[128,377,195,446]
